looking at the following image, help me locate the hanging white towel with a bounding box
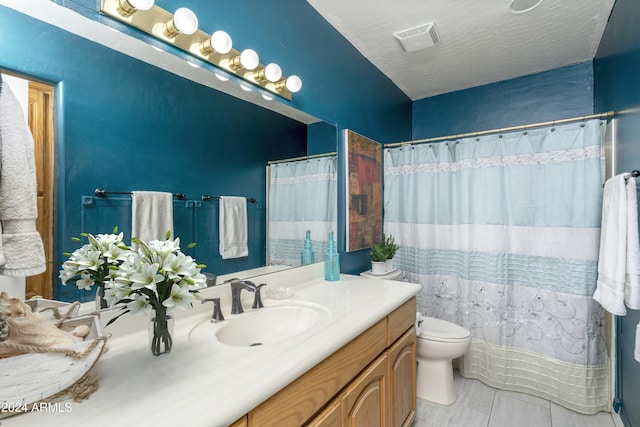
[0,82,46,276]
[625,176,640,310]
[593,173,640,315]
[219,196,248,259]
[131,191,174,245]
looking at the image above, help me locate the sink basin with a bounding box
[189,303,330,347]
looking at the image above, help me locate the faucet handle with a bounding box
[201,297,224,323]
[252,284,267,309]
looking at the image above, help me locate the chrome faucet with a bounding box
[230,280,257,314]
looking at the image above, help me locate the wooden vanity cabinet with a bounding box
[229,416,247,427]
[342,353,388,427]
[387,328,417,427]
[247,297,416,427]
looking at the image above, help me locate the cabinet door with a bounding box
[306,397,342,427]
[388,328,416,427]
[229,416,248,427]
[342,353,387,427]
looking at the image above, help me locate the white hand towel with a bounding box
[131,191,174,244]
[219,196,248,259]
[594,173,640,315]
[0,82,46,276]
[625,176,640,310]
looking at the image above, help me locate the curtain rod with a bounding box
[268,151,337,165]
[384,111,615,148]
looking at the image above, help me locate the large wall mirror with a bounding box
[0,2,337,304]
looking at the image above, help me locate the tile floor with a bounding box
[413,371,616,427]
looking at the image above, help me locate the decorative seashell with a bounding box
[0,292,85,358]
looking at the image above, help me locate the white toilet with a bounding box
[416,316,471,405]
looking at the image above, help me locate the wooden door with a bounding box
[388,328,417,427]
[306,397,342,427]
[26,80,54,299]
[342,353,387,427]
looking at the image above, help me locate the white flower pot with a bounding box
[371,261,387,275]
[385,259,394,272]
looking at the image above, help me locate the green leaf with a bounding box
[71,237,81,242]
[186,242,196,249]
[105,309,130,327]
[112,226,119,233]
[165,229,172,240]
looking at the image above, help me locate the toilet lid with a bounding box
[419,317,470,341]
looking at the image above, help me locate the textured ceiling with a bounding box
[307,0,616,100]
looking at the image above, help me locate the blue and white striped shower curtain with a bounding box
[384,119,609,414]
[268,156,337,267]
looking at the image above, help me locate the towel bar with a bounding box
[94,188,186,200]
[201,195,257,203]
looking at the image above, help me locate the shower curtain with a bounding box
[268,156,337,267]
[384,119,609,414]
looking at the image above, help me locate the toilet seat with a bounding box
[419,317,470,343]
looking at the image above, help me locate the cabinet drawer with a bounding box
[249,319,387,427]
[387,297,416,346]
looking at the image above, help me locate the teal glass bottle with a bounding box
[324,231,340,281]
[301,230,315,265]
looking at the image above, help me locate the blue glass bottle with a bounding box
[324,231,340,281]
[301,230,315,266]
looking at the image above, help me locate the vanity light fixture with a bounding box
[199,30,233,55]
[116,0,154,17]
[164,7,199,38]
[100,0,301,100]
[254,63,282,83]
[230,49,260,71]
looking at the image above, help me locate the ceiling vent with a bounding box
[393,22,440,52]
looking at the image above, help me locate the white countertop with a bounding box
[2,266,420,427]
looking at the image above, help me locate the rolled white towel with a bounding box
[416,311,423,336]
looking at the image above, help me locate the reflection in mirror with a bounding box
[0,3,339,305]
[267,151,338,267]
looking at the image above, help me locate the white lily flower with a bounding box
[76,273,94,290]
[127,293,151,314]
[104,281,130,306]
[162,283,195,312]
[129,263,163,290]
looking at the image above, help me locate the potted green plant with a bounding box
[381,234,399,271]
[368,243,387,275]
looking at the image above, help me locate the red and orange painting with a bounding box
[345,130,382,252]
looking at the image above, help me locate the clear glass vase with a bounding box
[148,310,173,357]
[95,285,108,311]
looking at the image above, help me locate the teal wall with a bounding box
[0,7,309,301]
[413,61,595,139]
[0,0,412,294]
[595,0,640,425]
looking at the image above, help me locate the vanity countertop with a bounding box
[2,271,420,427]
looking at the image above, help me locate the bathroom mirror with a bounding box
[0,2,338,303]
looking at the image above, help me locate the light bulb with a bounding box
[201,30,232,55]
[239,49,259,71]
[285,75,302,93]
[263,63,282,82]
[117,0,154,16]
[165,7,198,37]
